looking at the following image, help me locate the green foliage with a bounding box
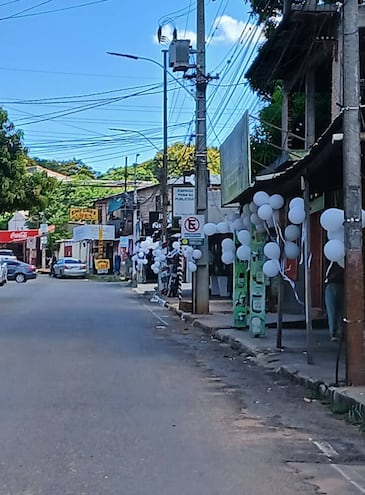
[32,157,96,178]
[100,143,220,184]
[0,109,29,214]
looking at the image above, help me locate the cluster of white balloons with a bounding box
[182,245,202,273]
[132,236,160,271]
[287,197,305,225]
[320,208,346,267]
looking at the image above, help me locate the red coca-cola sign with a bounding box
[0,229,39,243]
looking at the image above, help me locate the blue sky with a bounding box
[0,0,264,173]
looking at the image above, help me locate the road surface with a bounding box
[0,276,365,494]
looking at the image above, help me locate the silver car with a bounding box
[53,258,87,279]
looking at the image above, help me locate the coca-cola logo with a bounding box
[10,231,28,240]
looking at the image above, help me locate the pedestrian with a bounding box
[114,253,121,275]
[324,262,344,342]
[49,254,57,277]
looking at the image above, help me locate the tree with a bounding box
[0,109,29,214]
[32,157,96,178]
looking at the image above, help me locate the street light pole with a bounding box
[108,51,170,245]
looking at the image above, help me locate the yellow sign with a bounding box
[70,207,98,222]
[94,259,110,271]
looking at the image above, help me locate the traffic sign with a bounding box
[181,215,204,246]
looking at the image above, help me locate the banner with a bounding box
[70,207,98,222]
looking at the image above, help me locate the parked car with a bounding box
[53,258,87,278]
[4,259,37,283]
[0,258,7,286]
[0,249,17,261]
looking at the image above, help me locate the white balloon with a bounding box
[242,216,251,229]
[288,207,305,225]
[216,221,229,234]
[255,223,266,233]
[269,194,284,210]
[250,213,260,225]
[186,246,194,255]
[159,254,166,261]
[192,249,202,260]
[142,258,148,265]
[249,201,258,213]
[263,259,280,278]
[264,242,281,260]
[203,223,217,236]
[236,245,251,261]
[284,241,300,259]
[257,204,273,221]
[172,241,180,250]
[140,241,147,250]
[221,251,234,264]
[221,238,234,251]
[320,208,344,231]
[284,224,301,241]
[237,229,251,246]
[253,191,270,207]
[233,217,244,231]
[188,261,197,272]
[242,204,250,216]
[324,239,345,262]
[289,197,304,210]
[327,227,344,241]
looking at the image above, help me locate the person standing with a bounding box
[324,262,344,342]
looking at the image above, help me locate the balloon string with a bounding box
[273,214,285,244]
[299,222,305,265]
[325,261,333,281]
[278,259,304,306]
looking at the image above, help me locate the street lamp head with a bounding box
[106,52,139,60]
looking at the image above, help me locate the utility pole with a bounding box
[193,0,209,314]
[161,49,168,245]
[124,156,128,192]
[343,1,365,385]
[132,153,140,286]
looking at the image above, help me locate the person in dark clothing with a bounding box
[324,262,344,342]
[49,254,57,277]
[114,253,121,275]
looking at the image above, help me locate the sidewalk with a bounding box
[133,282,365,426]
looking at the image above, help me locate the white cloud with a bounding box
[208,15,263,45]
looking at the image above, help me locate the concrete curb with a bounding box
[146,291,365,426]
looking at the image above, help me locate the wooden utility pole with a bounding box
[343,0,365,385]
[193,0,209,314]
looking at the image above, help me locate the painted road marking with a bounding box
[312,439,365,493]
[144,304,169,327]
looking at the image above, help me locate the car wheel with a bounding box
[15,273,26,283]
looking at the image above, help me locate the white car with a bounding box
[0,257,8,287]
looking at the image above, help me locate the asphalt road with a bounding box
[1,276,365,494]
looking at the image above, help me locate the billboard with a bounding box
[73,225,116,241]
[220,111,251,205]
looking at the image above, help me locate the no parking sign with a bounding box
[181,215,204,246]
